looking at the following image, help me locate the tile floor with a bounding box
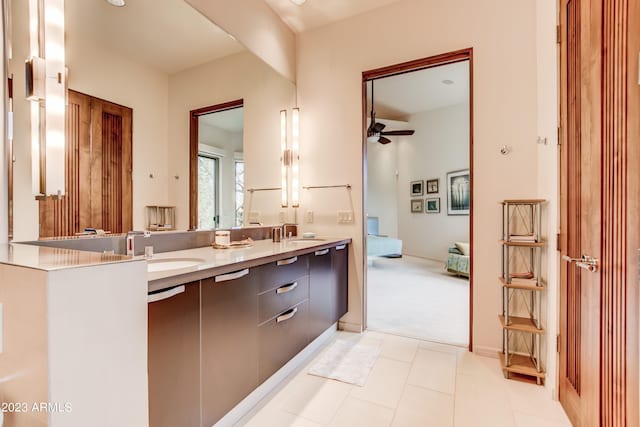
[239,331,572,427]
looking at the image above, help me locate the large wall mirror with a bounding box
[6,0,296,241]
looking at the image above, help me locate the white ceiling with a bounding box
[199,107,244,133]
[66,0,245,75]
[263,0,405,33]
[368,61,470,120]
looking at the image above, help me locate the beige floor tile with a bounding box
[505,381,572,424]
[349,357,412,409]
[406,349,457,394]
[513,411,573,427]
[275,374,352,425]
[456,351,505,384]
[329,396,395,427]
[418,339,466,355]
[379,334,420,363]
[242,406,324,427]
[391,384,454,427]
[453,373,515,427]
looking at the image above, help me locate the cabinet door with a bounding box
[201,267,259,426]
[148,281,201,427]
[332,244,349,322]
[309,248,334,339]
[258,300,310,383]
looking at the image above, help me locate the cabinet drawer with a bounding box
[258,275,309,324]
[258,254,309,293]
[258,300,310,383]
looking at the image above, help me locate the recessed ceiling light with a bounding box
[106,0,126,7]
[442,79,454,85]
[290,0,307,5]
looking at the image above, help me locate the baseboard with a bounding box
[338,320,362,333]
[473,345,501,358]
[215,323,338,427]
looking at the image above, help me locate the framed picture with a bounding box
[426,178,439,194]
[425,197,440,213]
[410,180,424,196]
[447,169,470,215]
[410,199,424,213]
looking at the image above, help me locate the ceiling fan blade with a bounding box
[381,130,415,136]
[373,122,386,133]
[378,136,392,144]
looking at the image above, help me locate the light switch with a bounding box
[248,211,261,224]
[305,210,314,224]
[278,211,287,223]
[337,210,354,224]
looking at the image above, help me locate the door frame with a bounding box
[361,48,474,350]
[189,99,243,230]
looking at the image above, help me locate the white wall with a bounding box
[168,51,296,230]
[366,141,398,237]
[397,104,470,261]
[295,0,539,343]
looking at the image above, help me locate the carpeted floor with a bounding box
[367,255,469,346]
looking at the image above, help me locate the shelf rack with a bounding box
[500,199,546,384]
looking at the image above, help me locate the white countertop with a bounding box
[0,243,138,271]
[146,237,351,291]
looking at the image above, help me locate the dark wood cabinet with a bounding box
[309,248,335,338]
[148,281,201,427]
[201,267,260,427]
[258,300,311,383]
[332,244,349,322]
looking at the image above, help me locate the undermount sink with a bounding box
[147,258,205,272]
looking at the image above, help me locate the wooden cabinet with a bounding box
[309,248,334,338]
[258,300,311,383]
[148,281,201,427]
[332,244,349,322]
[201,267,260,426]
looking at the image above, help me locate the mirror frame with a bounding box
[189,98,244,230]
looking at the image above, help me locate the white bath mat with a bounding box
[308,339,381,386]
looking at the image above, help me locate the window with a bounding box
[235,160,245,227]
[198,154,219,229]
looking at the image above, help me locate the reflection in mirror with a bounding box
[194,102,244,229]
[7,0,296,241]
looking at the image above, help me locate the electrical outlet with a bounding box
[337,210,354,224]
[305,210,314,223]
[248,211,261,224]
[278,211,287,223]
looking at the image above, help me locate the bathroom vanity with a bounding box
[146,237,349,427]
[0,234,349,427]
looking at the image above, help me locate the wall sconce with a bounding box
[27,0,66,198]
[280,108,300,208]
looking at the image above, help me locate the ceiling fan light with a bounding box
[367,134,380,143]
[106,0,126,6]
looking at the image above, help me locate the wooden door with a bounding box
[559,0,639,426]
[39,91,132,237]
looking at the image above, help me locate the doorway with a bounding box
[189,100,244,230]
[362,49,474,348]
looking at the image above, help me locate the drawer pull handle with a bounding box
[336,244,346,250]
[215,268,249,283]
[315,249,329,256]
[277,256,298,266]
[148,285,185,303]
[276,281,298,294]
[276,307,298,323]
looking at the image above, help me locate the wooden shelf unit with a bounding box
[500,199,546,385]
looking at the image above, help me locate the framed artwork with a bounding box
[425,197,440,213]
[426,178,439,194]
[410,199,424,213]
[447,169,470,215]
[410,180,424,196]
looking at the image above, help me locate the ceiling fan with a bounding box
[366,80,415,144]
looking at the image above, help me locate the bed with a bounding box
[366,217,403,257]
